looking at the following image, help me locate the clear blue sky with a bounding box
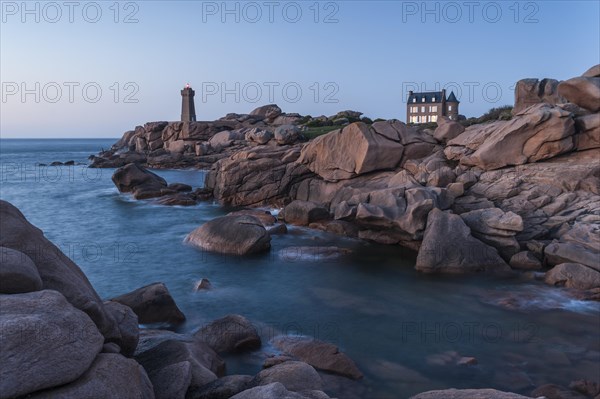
[1,0,599,138]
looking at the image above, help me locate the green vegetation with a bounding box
[462,105,513,126]
[303,125,340,139]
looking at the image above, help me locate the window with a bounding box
[431,115,438,122]
[448,105,452,111]
[420,106,424,112]
[413,98,416,103]
[431,106,438,112]
[422,97,426,102]
[432,97,436,102]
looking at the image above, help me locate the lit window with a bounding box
[449,105,452,111]
[421,106,425,113]
[432,97,436,102]
[431,115,437,122]
[413,98,416,103]
[422,97,425,102]
[431,106,438,112]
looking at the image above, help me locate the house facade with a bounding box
[406,89,459,124]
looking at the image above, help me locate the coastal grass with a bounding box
[303,125,341,139]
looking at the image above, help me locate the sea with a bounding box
[1,138,599,398]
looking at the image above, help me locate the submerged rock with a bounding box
[194,314,261,354]
[249,361,323,391]
[410,388,534,398]
[272,336,363,380]
[185,215,271,255]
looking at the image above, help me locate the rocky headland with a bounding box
[98,66,600,301]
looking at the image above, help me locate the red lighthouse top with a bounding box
[185,83,190,89]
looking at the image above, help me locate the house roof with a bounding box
[446,91,459,103]
[407,91,443,104]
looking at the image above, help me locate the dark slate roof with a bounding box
[446,91,459,103]
[407,91,443,104]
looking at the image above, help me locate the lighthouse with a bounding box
[181,83,197,122]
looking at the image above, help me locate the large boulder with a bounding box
[283,200,330,226]
[558,76,600,112]
[544,263,600,290]
[0,200,120,343]
[194,314,261,353]
[544,241,599,271]
[205,145,313,207]
[415,209,510,274]
[298,122,405,182]
[460,208,523,260]
[189,375,252,399]
[148,361,192,399]
[509,251,542,270]
[512,78,565,114]
[574,113,600,150]
[272,336,363,380]
[410,388,533,399]
[0,290,104,398]
[249,104,282,122]
[245,128,274,145]
[135,339,224,393]
[112,163,169,199]
[250,361,323,391]
[434,116,465,142]
[103,301,139,357]
[209,130,245,149]
[582,64,600,78]
[26,353,154,399]
[185,215,271,255]
[231,382,318,399]
[274,125,302,145]
[0,246,43,294]
[110,282,186,324]
[445,104,575,170]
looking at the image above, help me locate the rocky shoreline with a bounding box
[2,66,598,399]
[100,66,600,301]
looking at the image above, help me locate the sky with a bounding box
[1,0,599,138]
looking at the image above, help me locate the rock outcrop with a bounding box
[513,78,565,114]
[445,104,575,170]
[416,209,510,274]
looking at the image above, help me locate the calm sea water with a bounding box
[1,139,599,398]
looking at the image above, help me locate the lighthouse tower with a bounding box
[181,83,197,122]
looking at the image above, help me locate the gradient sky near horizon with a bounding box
[1,0,599,138]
